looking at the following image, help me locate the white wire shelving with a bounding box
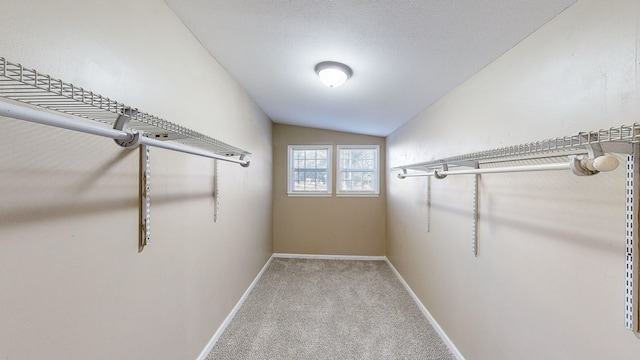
[392,125,640,333]
[394,125,637,175]
[0,56,251,252]
[0,57,250,165]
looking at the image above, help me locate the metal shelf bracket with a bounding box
[426,176,431,233]
[140,144,151,252]
[113,112,142,148]
[625,144,639,331]
[214,159,220,222]
[472,167,479,257]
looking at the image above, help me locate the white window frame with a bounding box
[287,145,332,197]
[336,145,380,197]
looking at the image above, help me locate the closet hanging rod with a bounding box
[397,155,619,179]
[0,99,249,166]
[393,124,638,175]
[0,56,251,166]
[0,99,129,140]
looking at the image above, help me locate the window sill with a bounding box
[336,193,380,198]
[287,193,332,198]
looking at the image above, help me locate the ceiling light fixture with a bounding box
[315,61,353,88]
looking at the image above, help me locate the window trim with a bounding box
[336,145,380,197]
[287,145,332,197]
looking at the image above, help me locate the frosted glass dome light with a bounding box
[315,61,353,88]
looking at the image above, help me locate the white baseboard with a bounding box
[384,258,465,360]
[196,255,274,360]
[272,252,386,261]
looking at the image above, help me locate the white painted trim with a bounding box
[272,253,386,261]
[196,255,274,360]
[384,257,466,360]
[335,194,380,198]
[336,144,381,195]
[287,144,332,196]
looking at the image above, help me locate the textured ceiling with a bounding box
[165,0,575,137]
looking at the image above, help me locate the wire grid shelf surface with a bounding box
[0,57,250,158]
[394,124,640,172]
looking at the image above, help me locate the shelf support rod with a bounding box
[0,98,132,141]
[397,155,619,178]
[0,99,250,166]
[140,136,250,166]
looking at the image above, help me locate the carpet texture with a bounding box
[206,258,454,359]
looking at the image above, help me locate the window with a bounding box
[337,145,379,196]
[287,145,332,196]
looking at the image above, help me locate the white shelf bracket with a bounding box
[425,176,431,233]
[113,112,142,149]
[240,154,250,168]
[625,143,639,331]
[214,159,220,222]
[472,167,479,257]
[433,163,448,179]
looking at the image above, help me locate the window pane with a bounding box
[338,146,378,194]
[289,146,331,194]
[305,159,316,169]
[305,150,316,159]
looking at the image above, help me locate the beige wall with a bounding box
[386,0,640,359]
[273,124,385,255]
[0,1,272,359]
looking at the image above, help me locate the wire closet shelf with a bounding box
[393,123,639,176]
[0,57,250,165]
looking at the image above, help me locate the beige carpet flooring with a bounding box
[206,258,454,360]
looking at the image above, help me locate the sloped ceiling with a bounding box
[165,0,575,136]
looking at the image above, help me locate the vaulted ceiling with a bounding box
[165,0,575,137]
